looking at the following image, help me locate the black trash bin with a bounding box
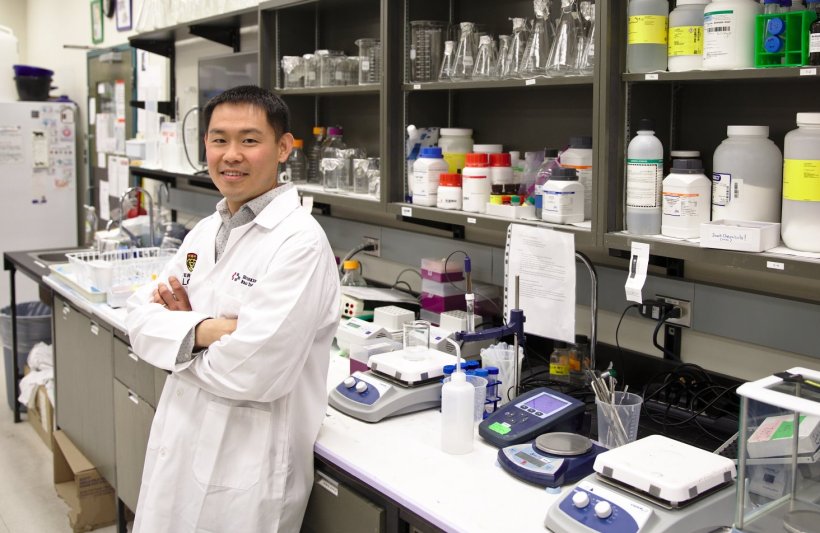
[1,301,52,411]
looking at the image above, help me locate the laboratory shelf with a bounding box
[129,7,258,55]
[621,66,820,83]
[388,202,593,236]
[295,185,380,208]
[129,167,216,190]
[276,85,381,96]
[403,76,594,91]
[605,231,820,278]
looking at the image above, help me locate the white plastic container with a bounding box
[703,0,761,70]
[662,159,712,238]
[438,127,474,174]
[412,146,448,206]
[489,153,513,187]
[437,173,463,210]
[542,167,585,224]
[668,0,709,72]
[0,26,19,102]
[473,144,504,154]
[441,371,475,455]
[781,113,820,252]
[626,119,664,235]
[561,136,593,220]
[462,153,491,213]
[712,126,782,223]
[626,0,670,73]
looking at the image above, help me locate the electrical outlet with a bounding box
[363,236,380,257]
[656,295,692,328]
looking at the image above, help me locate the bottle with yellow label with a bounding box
[627,0,670,73]
[782,113,820,252]
[668,0,709,72]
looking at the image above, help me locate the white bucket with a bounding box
[0,26,19,102]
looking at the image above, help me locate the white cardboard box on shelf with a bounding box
[700,220,781,252]
[485,203,536,220]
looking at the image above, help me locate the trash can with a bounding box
[1,301,52,411]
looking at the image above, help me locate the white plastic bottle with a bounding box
[441,371,475,455]
[626,119,665,234]
[412,147,448,206]
[712,125,783,222]
[627,0,670,73]
[662,159,712,238]
[782,113,820,252]
[561,136,593,220]
[703,0,761,70]
[462,153,491,213]
[542,167,585,224]
[668,0,709,72]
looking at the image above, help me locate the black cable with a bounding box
[442,249,507,325]
[390,280,414,293]
[643,385,738,428]
[653,306,681,361]
[394,268,421,287]
[615,304,639,382]
[181,105,203,173]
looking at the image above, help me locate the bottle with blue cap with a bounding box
[412,146,448,206]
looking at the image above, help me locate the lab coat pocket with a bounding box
[216,293,242,319]
[192,401,270,490]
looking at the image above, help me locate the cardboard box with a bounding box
[52,430,116,532]
[700,219,781,252]
[27,385,53,451]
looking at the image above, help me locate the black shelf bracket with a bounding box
[398,215,465,240]
[609,248,685,278]
[130,100,175,117]
[129,38,174,58]
[189,24,241,51]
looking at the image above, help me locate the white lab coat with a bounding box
[126,187,340,533]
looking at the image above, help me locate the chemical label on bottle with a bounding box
[628,15,669,45]
[544,190,577,212]
[663,191,702,217]
[462,55,474,67]
[410,47,417,60]
[562,164,592,203]
[626,159,663,208]
[550,362,570,376]
[362,59,370,72]
[704,11,734,60]
[335,71,344,80]
[712,173,731,206]
[811,34,820,54]
[783,159,820,201]
[668,26,704,56]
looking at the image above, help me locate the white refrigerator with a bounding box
[0,101,80,307]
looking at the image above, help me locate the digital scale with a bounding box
[544,435,738,533]
[498,432,606,488]
[478,387,585,448]
[328,348,460,423]
[335,317,388,353]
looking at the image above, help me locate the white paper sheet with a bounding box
[99,180,110,221]
[107,155,130,198]
[504,224,576,343]
[625,242,650,303]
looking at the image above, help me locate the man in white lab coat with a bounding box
[125,85,340,532]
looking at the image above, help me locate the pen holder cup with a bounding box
[596,392,642,449]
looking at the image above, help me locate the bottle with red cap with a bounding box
[437,173,463,210]
[462,153,491,213]
[489,153,517,195]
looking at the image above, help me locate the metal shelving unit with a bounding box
[622,66,820,83]
[276,85,381,96]
[404,76,594,91]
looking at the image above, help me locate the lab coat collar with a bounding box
[252,186,302,230]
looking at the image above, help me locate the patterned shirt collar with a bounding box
[216,182,294,225]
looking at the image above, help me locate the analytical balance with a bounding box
[498,432,606,488]
[328,348,460,423]
[544,435,738,533]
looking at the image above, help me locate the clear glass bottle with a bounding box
[494,35,513,78]
[307,126,325,184]
[452,22,478,80]
[341,260,367,286]
[285,139,307,184]
[549,341,571,382]
[472,35,497,79]
[534,148,560,218]
[503,17,530,78]
[547,0,583,75]
[522,0,554,77]
[321,127,346,192]
[576,2,596,74]
[438,40,456,81]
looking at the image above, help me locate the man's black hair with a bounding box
[202,85,290,139]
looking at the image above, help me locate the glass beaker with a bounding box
[521,1,554,78]
[403,320,431,361]
[281,56,304,88]
[547,0,582,75]
[356,38,382,85]
[576,3,596,75]
[503,18,530,78]
[451,22,477,80]
[410,20,447,82]
[438,40,456,81]
[494,35,512,78]
[472,35,497,79]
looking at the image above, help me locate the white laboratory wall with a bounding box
[0,1,27,64]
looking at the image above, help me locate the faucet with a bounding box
[119,186,154,248]
[575,251,598,371]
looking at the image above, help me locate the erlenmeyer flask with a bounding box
[438,40,456,81]
[472,35,497,79]
[502,18,529,79]
[547,0,582,75]
[495,35,512,78]
[576,3,596,75]
[451,22,477,80]
[521,1,555,78]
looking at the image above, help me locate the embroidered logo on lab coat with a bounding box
[186,253,197,272]
[231,271,257,287]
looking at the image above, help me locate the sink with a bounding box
[28,248,93,265]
